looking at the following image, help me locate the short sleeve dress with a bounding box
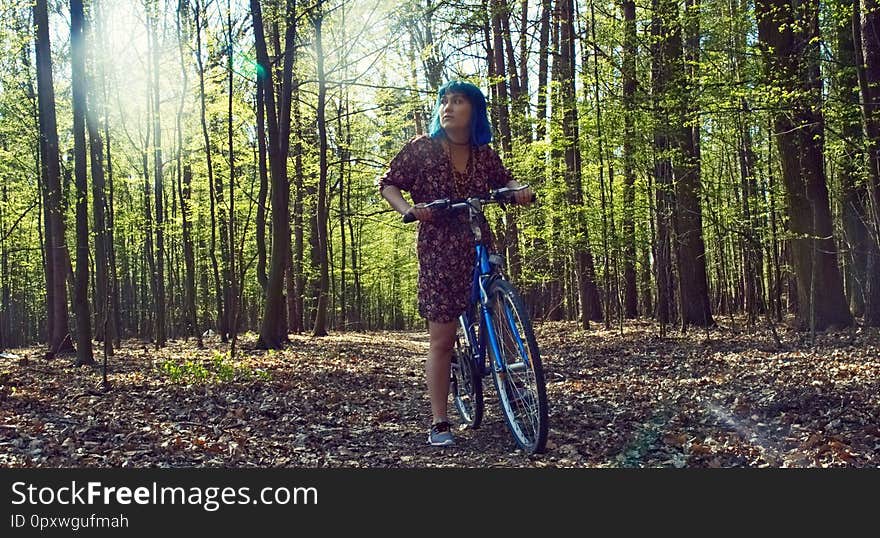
[377,134,514,323]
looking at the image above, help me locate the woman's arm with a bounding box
[381,185,433,221]
[380,185,411,216]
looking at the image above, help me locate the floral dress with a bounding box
[378,134,514,323]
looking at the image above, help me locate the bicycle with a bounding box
[403,186,549,454]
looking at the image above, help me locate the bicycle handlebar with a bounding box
[402,186,536,224]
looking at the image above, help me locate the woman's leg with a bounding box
[427,319,457,424]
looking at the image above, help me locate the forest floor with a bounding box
[1,318,878,468]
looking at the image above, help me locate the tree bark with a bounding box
[253,0,296,348]
[536,0,551,141]
[70,0,94,365]
[558,0,602,326]
[34,0,75,356]
[836,0,868,317]
[193,0,225,339]
[621,0,638,318]
[147,2,166,347]
[674,0,714,328]
[226,0,238,344]
[755,0,853,330]
[84,3,111,350]
[312,3,330,337]
[854,0,880,325]
[256,75,269,293]
[175,1,200,345]
[291,78,305,334]
[651,0,677,332]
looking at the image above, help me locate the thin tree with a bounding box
[558,0,602,326]
[176,0,201,344]
[621,0,638,318]
[85,1,111,352]
[224,0,238,344]
[193,0,225,339]
[853,0,880,325]
[290,75,305,334]
[312,0,330,337]
[255,71,269,294]
[70,0,94,365]
[253,0,296,348]
[147,0,167,347]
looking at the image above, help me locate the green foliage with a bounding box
[2,0,874,341]
[157,350,270,384]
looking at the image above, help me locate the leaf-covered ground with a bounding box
[1,319,878,467]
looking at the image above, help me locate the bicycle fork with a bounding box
[479,291,530,382]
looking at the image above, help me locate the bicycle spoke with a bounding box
[451,320,483,428]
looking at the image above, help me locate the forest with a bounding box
[0,0,878,468]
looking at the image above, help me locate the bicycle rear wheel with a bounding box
[486,279,548,454]
[451,318,483,428]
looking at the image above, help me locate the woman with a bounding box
[378,80,534,447]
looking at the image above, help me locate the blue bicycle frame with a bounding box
[459,242,530,379]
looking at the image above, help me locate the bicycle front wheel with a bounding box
[486,279,548,454]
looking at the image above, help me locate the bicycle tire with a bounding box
[451,319,484,429]
[486,279,548,454]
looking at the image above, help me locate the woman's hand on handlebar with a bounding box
[511,185,535,205]
[405,203,433,222]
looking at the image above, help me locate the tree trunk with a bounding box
[292,78,305,334]
[102,5,121,348]
[518,0,530,119]
[674,0,714,328]
[487,0,519,283]
[70,0,94,365]
[411,0,443,91]
[175,1,200,345]
[589,0,612,329]
[0,187,7,349]
[755,0,853,330]
[34,0,75,356]
[558,0,602,326]
[312,4,330,337]
[621,0,638,318]
[536,0,551,141]
[835,0,867,317]
[226,1,238,345]
[84,3,111,350]
[194,0,224,339]
[141,148,156,342]
[651,0,677,332]
[148,3,166,347]
[734,1,764,324]
[256,76,269,293]
[854,0,880,325]
[253,0,295,348]
[181,164,200,344]
[99,0,121,347]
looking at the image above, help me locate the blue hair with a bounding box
[428,80,493,146]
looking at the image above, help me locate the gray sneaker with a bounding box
[427,421,456,446]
